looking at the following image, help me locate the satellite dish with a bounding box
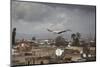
[88,54,92,57]
[68,44,71,47]
[21,43,25,47]
[83,53,86,58]
[55,48,64,56]
[80,50,83,54]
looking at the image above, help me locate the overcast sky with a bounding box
[11,1,96,40]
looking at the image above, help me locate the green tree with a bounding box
[71,33,76,40]
[55,36,66,47]
[12,28,16,45]
[76,32,81,39]
[32,36,36,40]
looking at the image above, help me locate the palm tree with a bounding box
[71,33,76,40]
[71,32,81,46]
[76,32,81,39]
[76,32,81,46]
[71,33,76,46]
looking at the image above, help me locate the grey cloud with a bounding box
[11,1,96,39]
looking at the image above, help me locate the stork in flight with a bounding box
[47,28,71,34]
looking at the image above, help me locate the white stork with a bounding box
[47,28,71,34]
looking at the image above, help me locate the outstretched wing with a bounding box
[58,29,71,34]
[47,29,58,34]
[47,29,53,32]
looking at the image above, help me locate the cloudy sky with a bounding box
[11,1,96,40]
